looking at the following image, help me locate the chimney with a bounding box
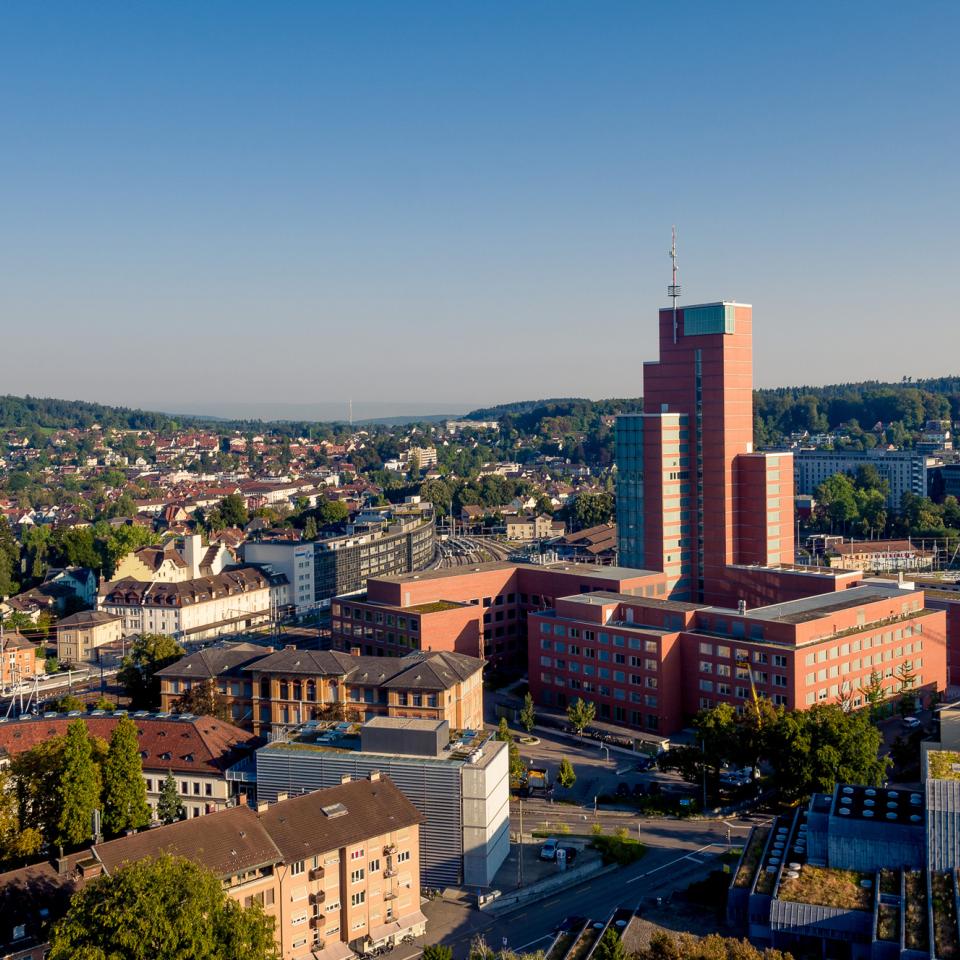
[257,800,270,813]
[238,791,248,806]
[183,534,203,579]
[340,774,352,784]
[368,770,381,782]
[55,857,70,876]
[276,792,288,803]
[350,646,361,657]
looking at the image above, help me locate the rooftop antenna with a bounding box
[668,225,681,343]
[348,398,353,427]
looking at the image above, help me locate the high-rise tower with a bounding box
[617,297,794,604]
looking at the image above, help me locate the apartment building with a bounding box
[329,560,668,665]
[244,501,435,615]
[157,647,485,735]
[0,775,425,960]
[257,718,509,887]
[113,534,232,583]
[54,610,123,665]
[794,448,938,509]
[0,713,259,819]
[97,566,286,641]
[0,631,45,688]
[528,582,947,736]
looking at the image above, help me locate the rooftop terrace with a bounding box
[928,750,960,781]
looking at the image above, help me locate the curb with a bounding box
[481,862,619,918]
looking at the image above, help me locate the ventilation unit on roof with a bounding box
[321,803,348,819]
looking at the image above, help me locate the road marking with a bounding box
[514,935,552,952]
[626,843,716,884]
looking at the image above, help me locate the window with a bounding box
[351,891,366,906]
[351,848,365,859]
[291,860,306,876]
[351,868,365,883]
[397,850,410,863]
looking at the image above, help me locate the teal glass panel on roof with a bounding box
[682,303,736,336]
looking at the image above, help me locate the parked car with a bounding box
[903,716,922,729]
[539,839,558,861]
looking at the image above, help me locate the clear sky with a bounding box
[1,2,957,418]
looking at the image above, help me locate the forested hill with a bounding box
[754,378,960,446]
[466,398,645,434]
[0,395,187,433]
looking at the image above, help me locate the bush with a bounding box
[591,834,645,865]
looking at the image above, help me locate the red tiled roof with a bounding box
[0,715,260,774]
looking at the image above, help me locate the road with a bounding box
[418,811,765,959]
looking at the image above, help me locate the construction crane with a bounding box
[736,656,764,727]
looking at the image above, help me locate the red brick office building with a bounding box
[528,583,947,735]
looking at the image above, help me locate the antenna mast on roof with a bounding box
[668,226,681,344]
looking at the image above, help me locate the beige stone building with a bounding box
[55,610,123,665]
[0,775,425,960]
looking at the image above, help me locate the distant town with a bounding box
[2,299,960,960]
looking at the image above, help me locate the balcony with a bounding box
[383,843,397,855]
[310,867,325,882]
[383,868,397,878]
[384,891,398,901]
[310,891,325,906]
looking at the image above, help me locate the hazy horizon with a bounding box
[2,3,957,409]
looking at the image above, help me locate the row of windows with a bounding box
[802,627,923,665]
[541,625,660,652]
[805,656,923,686]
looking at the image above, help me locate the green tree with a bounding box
[767,703,888,802]
[157,771,185,825]
[570,492,615,530]
[173,678,230,720]
[519,692,537,734]
[566,698,596,736]
[423,946,454,960]
[496,716,513,742]
[102,716,151,836]
[303,516,318,541]
[557,758,577,790]
[48,694,85,712]
[315,499,350,526]
[56,719,101,848]
[508,742,527,784]
[864,669,887,719]
[47,854,279,960]
[594,930,627,960]
[0,768,43,864]
[209,493,249,530]
[118,633,185,710]
[0,515,20,596]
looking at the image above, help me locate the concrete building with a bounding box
[505,514,564,542]
[256,718,509,887]
[824,539,935,573]
[0,775,425,960]
[727,738,960,959]
[794,448,939,509]
[330,561,669,665]
[0,713,260,820]
[54,610,123,665]
[113,534,232,583]
[244,502,435,615]
[157,648,485,736]
[616,301,796,605]
[528,582,947,735]
[97,566,285,641]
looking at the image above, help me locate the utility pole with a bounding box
[517,797,524,888]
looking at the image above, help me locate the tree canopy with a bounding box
[47,854,279,960]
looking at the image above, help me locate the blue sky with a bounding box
[1,2,957,417]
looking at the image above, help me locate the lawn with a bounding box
[877,904,900,942]
[777,866,873,911]
[928,750,960,781]
[932,871,959,959]
[734,827,770,890]
[904,871,930,952]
